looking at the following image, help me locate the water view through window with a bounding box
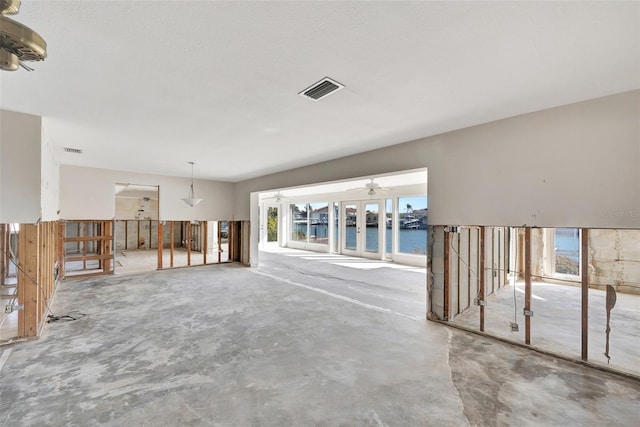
[397,196,427,255]
[555,228,580,275]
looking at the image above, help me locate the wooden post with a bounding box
[479,226,485,332]
[0,224,5,287]
[157,221,163,270]
[524,227,532,345]
[17,224,39,337]
[81,223,87,269]
[149,220,152,250]
[58,221,65,279]
[124,220,128,250]
[170,221,174,268]
[203,221,208,265]
[104,221,113,273]
[218,223,222,263]
[443,229,450,321]
[187,222,192,266]
[137,221,141,249]
[581,228,589,361]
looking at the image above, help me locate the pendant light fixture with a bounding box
[182,161,203,207]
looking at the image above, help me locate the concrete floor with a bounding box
[116,246,230,275]
[453,280,640,375]
[0,282,17,341]
[0,250,639,426]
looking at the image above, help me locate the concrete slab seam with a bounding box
[251,270,423,321]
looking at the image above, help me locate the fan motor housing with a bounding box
[0,2,47,71]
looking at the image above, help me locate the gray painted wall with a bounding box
[234,90,640,229]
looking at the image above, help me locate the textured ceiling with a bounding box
[1,1,638,182]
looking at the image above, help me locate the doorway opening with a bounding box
[257,168,428,267]
[114,183,160,275]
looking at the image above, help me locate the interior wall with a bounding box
[234,90,640,229]
[60,165,235,220]
[40,118,60,221]
[0,110,42,223]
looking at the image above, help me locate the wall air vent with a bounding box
[299,77,344,101]
[63,147,82,154]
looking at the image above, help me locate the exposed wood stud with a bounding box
[524,227,532,345]
[203,221,208,265]
[187,222,192,266]
[581,228,589,361]
[479,226,485,332]
[218,222,222,263]
[443,229,450,321]
[17,224,39,337]
[157,221,163,270]
[170,221,174,268]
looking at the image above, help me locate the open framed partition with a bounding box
[431,225,640,378]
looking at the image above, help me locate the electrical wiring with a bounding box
[448,231,484,303]
[448,227,521,327]
[0,223,56,323]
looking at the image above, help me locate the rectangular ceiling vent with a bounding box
[299,77,344,101]
[63,147,82,154]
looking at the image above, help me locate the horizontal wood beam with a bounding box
[64,254,114,263]
[63,235,113,242]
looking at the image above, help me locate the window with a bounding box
[290,202,330,246]
[398,196,427,255]
[309,203,329,244]
[554,228,580,275]
[267,207,278,242]
[291,204,307,242]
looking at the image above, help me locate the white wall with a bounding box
[41,117,60,221]
[0,110,42,223]
[60,165,235,220]
[235,90,640,229]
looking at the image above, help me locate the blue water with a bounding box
[298,224,427,255]
[348,227,427,254]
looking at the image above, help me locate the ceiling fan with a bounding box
[0,0,48,71]
[262,192,290,203]
[348,178,392,197]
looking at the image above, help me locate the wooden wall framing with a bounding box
[61,220,114,279]
[434,225,635,377]
[14,222,59,338]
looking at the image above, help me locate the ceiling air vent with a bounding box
[63,147,82,154]
[299,77,344,101]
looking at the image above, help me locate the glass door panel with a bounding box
[365,202,380,254]
[343,203,358,253]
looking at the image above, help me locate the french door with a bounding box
[341,200,383,259]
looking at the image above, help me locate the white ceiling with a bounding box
[1,1,638,182]
[258,169,428,202]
